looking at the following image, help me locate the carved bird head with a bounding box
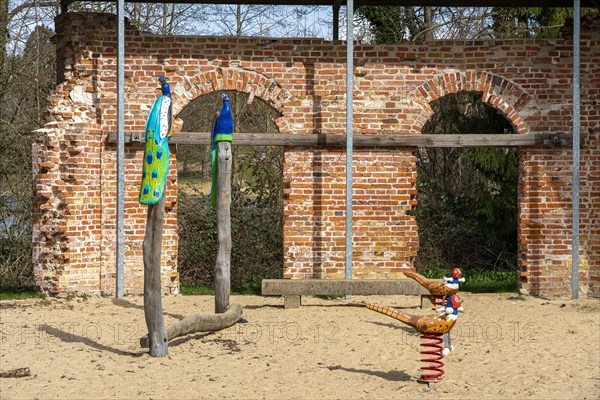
[449,294,463,309]
[451,267,462,279]
[158,76,171,97]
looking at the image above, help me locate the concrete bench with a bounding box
[261,279,431,309]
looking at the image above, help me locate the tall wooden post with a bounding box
[143,194,168,357]
[215,141,232,314]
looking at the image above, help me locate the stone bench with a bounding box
[261,279,431,309]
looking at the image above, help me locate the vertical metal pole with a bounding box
[333,2,340,41]
[345,0,354,284]
[571,0,581,300]
[116,0,125,298]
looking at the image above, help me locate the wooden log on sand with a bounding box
[140,303,243,348]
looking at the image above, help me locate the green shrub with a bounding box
[0,234,33,289]
[177,191,283,293]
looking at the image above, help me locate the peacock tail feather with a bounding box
[139,94,173,205]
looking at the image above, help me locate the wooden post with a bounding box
[142,194,168,357]
[215,141,232,314]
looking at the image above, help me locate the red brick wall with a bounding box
[32,12,599,297]
[283,150,417,279]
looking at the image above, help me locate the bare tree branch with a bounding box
[8,1,58,21]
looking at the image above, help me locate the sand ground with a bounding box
[1,293,599,399]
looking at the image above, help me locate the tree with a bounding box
[356,6,497,43]
[1,21,56,288]
[206,4,328,38]
[493,7,598,39]
[356,5,430,43]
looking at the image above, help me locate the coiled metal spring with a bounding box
[419,332,445,382]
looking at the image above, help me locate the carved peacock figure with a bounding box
[139,76,173,205]
[210,93,234,207]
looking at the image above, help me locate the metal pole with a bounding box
[571,0,581,300]
[333,1,340,41]
[345,0,354,285]
[116,0,125,298]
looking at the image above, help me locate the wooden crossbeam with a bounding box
[107,131,571,148]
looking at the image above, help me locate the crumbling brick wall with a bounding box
[32,12,599,297]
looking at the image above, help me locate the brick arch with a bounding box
[170,68,294,132]
[410,71,532,135]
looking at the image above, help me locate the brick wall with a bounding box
[32,12,599,297]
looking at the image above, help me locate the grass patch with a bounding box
[0,287,46,301]
[180,284,214,295]
[315,295,344,300]
[420,267,518,293]
[180,283,261,296]
[178,175,209,185]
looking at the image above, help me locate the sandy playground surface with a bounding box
[1,293,599,400]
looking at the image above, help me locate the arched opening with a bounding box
[176,90,283,293]
[414,92,518,291]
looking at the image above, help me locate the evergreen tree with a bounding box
[493,7,596,38]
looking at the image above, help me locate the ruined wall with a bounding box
[32,12,599,297]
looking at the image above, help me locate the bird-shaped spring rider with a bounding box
[210,93,234,207]
[139,76,173,205]
[366,294,463,386]
[403,266,464,298]
[403,265,465,354]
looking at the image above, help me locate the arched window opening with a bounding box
[414,92,518,288]
[176,91,283,292]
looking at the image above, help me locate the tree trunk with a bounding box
[215,141,232,314]
[143,194,169,357]
[236,4,242,36]
[423,7,433,40]
[0,0,8,109]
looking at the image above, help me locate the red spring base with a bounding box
[419,332,445,383]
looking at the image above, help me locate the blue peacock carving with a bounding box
[139,76,173,205]
[210,93,234,207]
